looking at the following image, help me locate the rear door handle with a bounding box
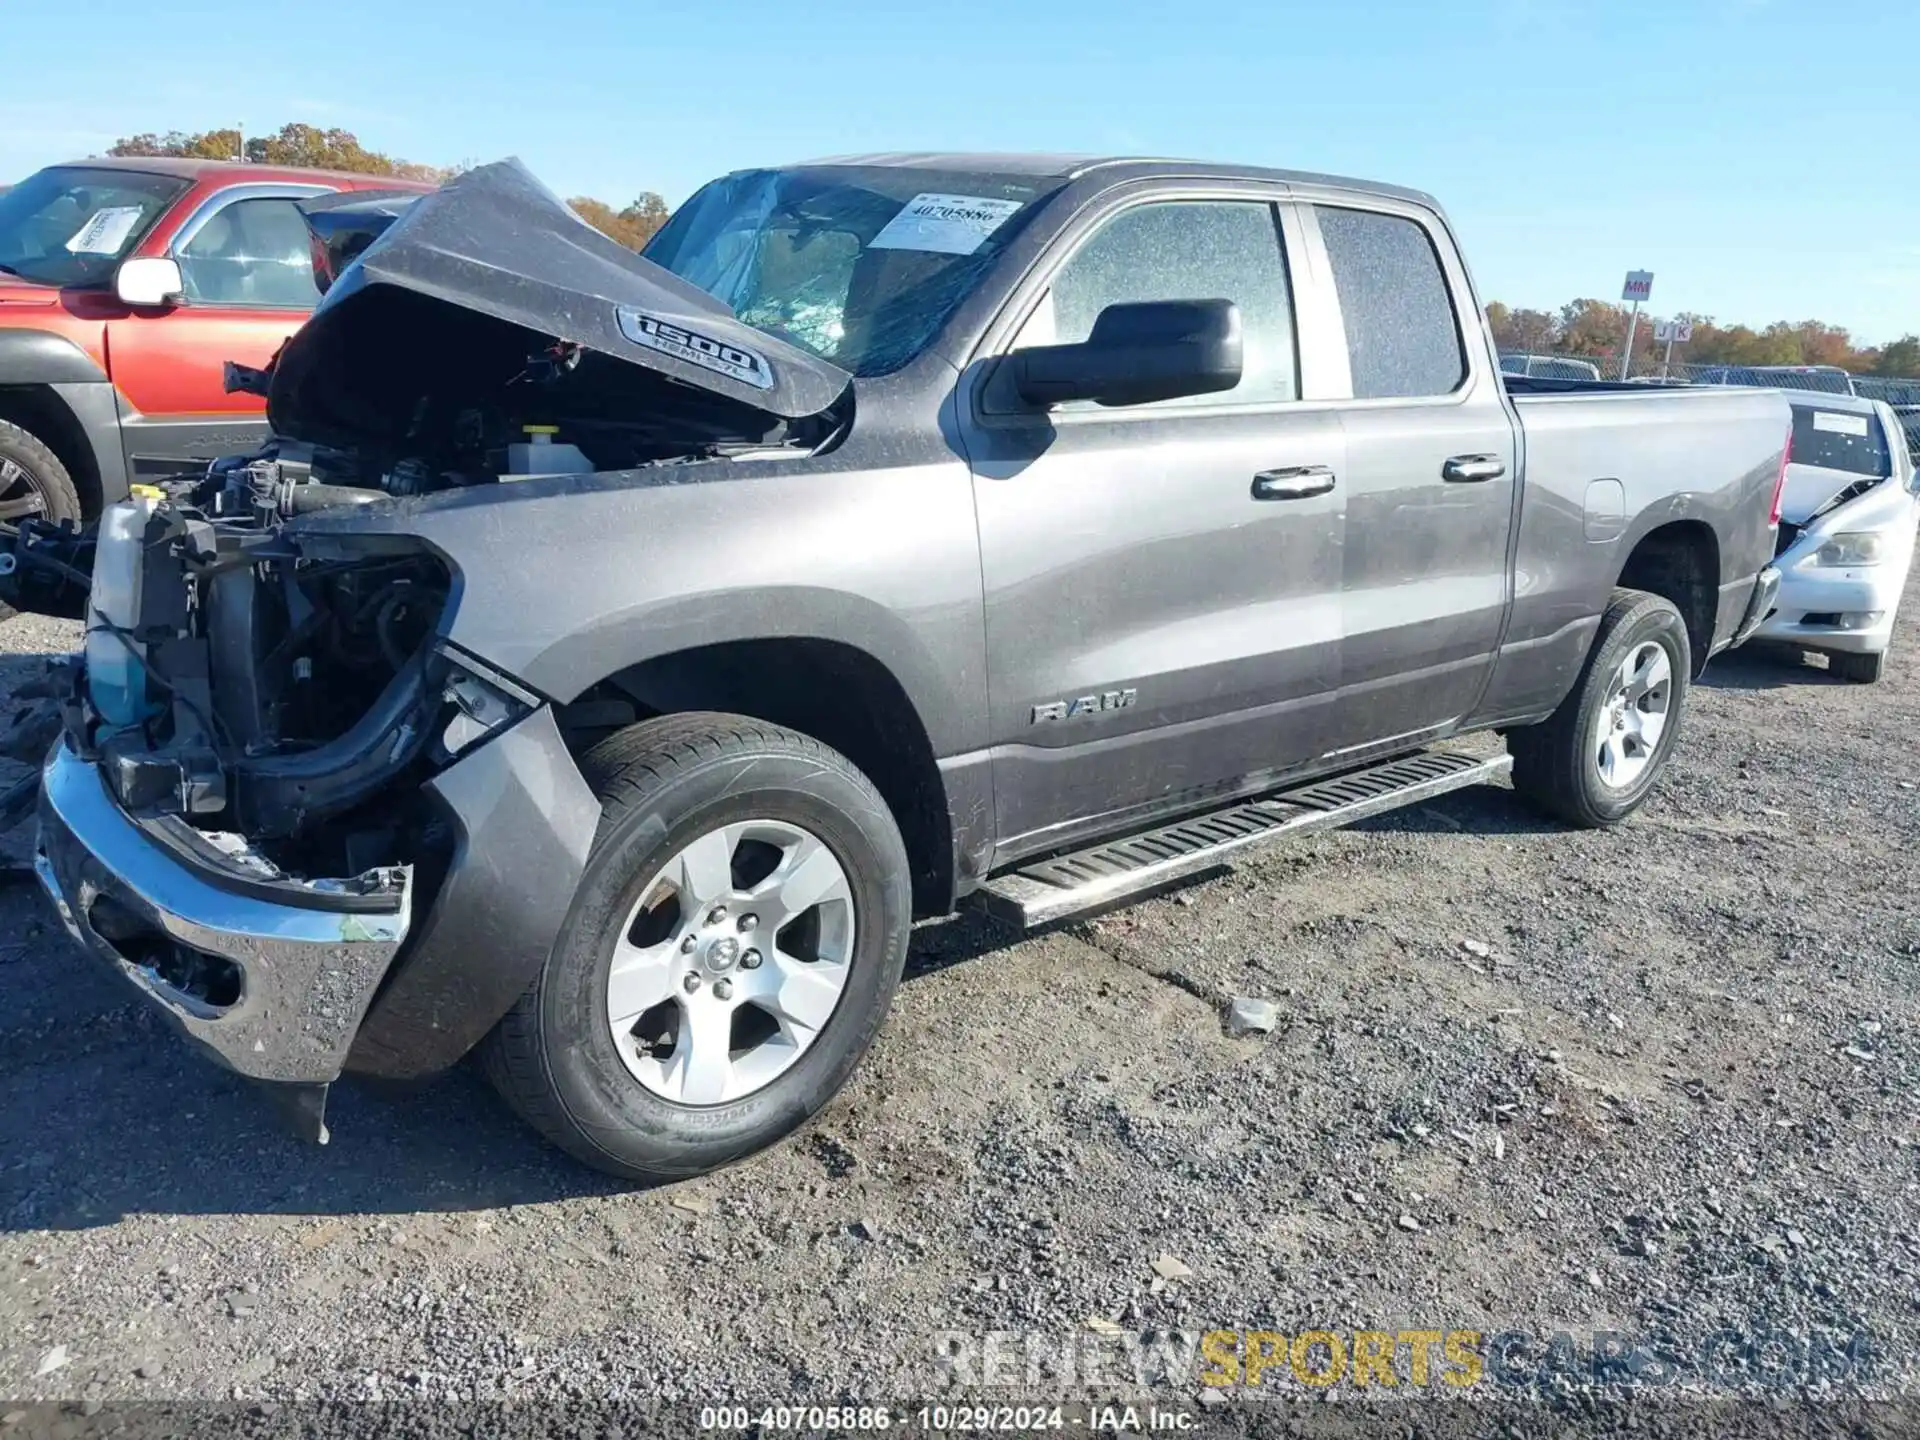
[1442,454,1507,483]
[1251,465,1337,501]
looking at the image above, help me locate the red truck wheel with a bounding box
[0,420,84,622]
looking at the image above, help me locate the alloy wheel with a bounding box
[604,819,856,1105]
[1592,639,1672,789]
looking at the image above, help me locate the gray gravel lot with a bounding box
[2,584,1917,1433]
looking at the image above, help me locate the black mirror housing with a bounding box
[1012,299,1243,409]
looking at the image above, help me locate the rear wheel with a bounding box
[1509,588,1692,828]
[481,713,912,1181]
[1829,649,1886,684]
[0,420,84,623]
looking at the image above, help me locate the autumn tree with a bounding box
[108,123,453,180]
[1484,302,1557,354]
[103,123,671,250]
[1555,298,1635,363]
[1874,336,1920,376]
[1481,297,1901,377]
[108,129,241,162]
[567,193,670,250]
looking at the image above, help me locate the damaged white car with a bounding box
[1752,394,1920,682]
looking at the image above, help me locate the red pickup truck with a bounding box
[0,158,432,531]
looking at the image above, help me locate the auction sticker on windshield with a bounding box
[65,206,143,255]
[869,194,1025,256]
[615,308,774,390]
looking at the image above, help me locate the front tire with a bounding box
[1509,588,1692,828]
[0,420,85,623]
[481,713,911,1181]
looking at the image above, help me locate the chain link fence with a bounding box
[1496,350,1920,456]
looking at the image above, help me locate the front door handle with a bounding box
[1251,465,1337,501]
[1442,454,1507,483]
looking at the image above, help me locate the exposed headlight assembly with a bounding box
[436,646,537,760]
[1813,533,1884,566]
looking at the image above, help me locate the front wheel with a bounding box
[0,419,85,623]
[1508,588,1692,828]
[481,713,912,1181]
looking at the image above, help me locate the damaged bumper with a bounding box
[1731,564,1782,648]
[33,704,599,1123]
[35,738,413,1087]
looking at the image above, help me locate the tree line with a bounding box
[104,124,671,252]
[1486,298,1920,378]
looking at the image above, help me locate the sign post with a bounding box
[1619,271,1654,380]
[1651,318,1693,381]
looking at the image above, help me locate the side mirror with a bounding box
[1012,299,1243,409]
[114,257,184,309]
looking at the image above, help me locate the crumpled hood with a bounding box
[1779,463,1887,525]
[267,158,851,441]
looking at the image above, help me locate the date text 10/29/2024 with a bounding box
[698,1407,1197,1432]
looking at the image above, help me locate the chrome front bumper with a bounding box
[34,740,412,1086]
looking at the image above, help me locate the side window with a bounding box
[1314,206,1465,399]
[1013,200,1297,407]
[177,197,322,308]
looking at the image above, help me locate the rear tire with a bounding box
[480,712,912,1182]
[1829,649,1885,684]
[0,420,84,623]
[1509,588,1692,828]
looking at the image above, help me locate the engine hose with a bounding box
[283,484,386,514]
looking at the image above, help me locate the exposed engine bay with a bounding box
[46,458,483,881]
[0,163,860,902]
[2,158,858,881]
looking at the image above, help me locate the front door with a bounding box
[106,187,329,478]
[960,189,1348,861]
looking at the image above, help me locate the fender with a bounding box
[0,330,131,508]
[289,457,993,760]
[0,327,107,385]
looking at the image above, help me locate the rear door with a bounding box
[959,183,1348,858]
[1294,197,1518,756]
[105,183,332,478]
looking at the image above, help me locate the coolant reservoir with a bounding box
[506,425,594,477]
[85,494,160,730]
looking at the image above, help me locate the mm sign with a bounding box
[1653,320,1693,344]
[1622,271,1655,303]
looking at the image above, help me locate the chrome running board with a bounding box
[972,748,1512,929]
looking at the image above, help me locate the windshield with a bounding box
[1790,403,1891,478]
[0,166,188,287]
[643,165,1064,376]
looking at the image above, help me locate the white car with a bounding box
[1753,394,1920,682]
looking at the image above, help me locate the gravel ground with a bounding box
[2,586,1917,1436]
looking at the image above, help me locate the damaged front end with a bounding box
[34,459,605,1137]
[24,159,860,1133]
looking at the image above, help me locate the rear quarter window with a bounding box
[1315,206,1465,399]
[1789,405,1891,478]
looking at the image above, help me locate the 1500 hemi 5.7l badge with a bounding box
[1031,689,1138,724]
[615,308,774,391]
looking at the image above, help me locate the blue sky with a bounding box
[4,0,1912,342]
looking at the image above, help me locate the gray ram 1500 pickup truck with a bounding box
[17,157,1788,1179]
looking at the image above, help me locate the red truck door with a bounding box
[104,183,333,480]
